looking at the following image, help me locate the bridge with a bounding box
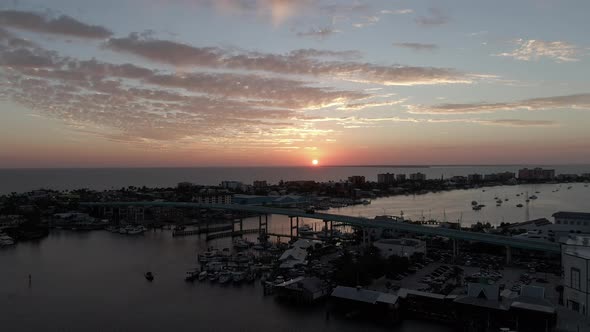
[81,201,562,255]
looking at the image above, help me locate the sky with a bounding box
[1,0,589,167]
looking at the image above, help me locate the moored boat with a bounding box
[145,272,154,281]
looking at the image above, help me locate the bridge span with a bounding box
[81,201,561,254]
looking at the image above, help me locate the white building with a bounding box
[373,238,426,258]
[505,212,590,243]
[193,194,233,205]
[561,235,590,316]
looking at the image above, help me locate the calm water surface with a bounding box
[328,182,590,225]
[0,230,451,332]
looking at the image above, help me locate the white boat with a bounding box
[233,238,249,250]
[0,234,15,247]
[125,226,145,235]
[218,271,231,284]
[298,224,315,236]
[208,272,219,282]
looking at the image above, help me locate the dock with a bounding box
[205,228,259,241]
[172,224,233,237]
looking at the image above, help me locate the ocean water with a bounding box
[0,165,589,194]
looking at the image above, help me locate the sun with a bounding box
[312,159,319,166]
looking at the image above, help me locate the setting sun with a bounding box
[312,159,319,166]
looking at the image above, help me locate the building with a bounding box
[177,182,194,190]
[331,286,400,322]
[220,180,243,191]
[518,168,555,180]
[193,193,233,205]
[348,176,366,186]
[274,277,331,303]
[373,238,426,258]
[396,174,406,182]
[377,173,396,185]
[561,235,590,316]
[454,283,556,332]
[468,173,483,182]
[409,172,426,181]
[278,246,308,269]
[252,180,267,188]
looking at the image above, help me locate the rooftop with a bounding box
[553,211,590,220]
[331,286,398,305]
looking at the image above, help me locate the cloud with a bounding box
[352,15,379,28]
[427,118,557,127]
[394,42,438,51]
[336,99,406,111]
[0,10,112,39]
[105,34,471,86]
[0,38,375,147]
[307,115,555,129]
[381,9,413,15]
[495,39,579,62]
[296,27,338,39]
[415,8,450,26]
[407,93,590,114]
[200,0,313,25]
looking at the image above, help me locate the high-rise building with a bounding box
[377,173,395,185]
[409,172,426,181]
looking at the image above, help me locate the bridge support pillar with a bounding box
[290,216,298,238]
[324,220,329,239]
[330,220,334,238]
[452,239,459,259]
[258,214,268,236]
[505,246,512,265]
[233,218,243,235]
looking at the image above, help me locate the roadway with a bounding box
[81,201,562,253]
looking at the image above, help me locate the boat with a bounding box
[125,225,146,235]
[185,270,199,282]
[218,271,231,284]
[0,234,15,247]
[362,200,371,205]
[246,271,256,283]
[208,272,219,282]
[144,272,154,281]
[516,204,524,208]
[233,238,250,250]
[231,271,246,284]
[298,224,315,236]
[496,199,503,204]
[105,225,119,233]
[529,195,538,200]
[472,205,482,211]
[198,271,208,281]
[471,201,478,206]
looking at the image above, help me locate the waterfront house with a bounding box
[274,277,331,303]
[454,283,556,332]
[330,286,400,322]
